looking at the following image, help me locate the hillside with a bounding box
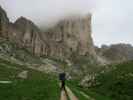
[0,57,60,100]
[0,56,113,100]
[91,61,133,100]
[0,37,111,100]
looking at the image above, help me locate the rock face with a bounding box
[44,15,95,58]
[9,17,49,56]
[0,6,9,38]
[96,44,133,63]
[0,6,96,59]
[17,70,28,79]
[80,74,99,87]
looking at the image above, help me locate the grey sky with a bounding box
[0,0,133,46]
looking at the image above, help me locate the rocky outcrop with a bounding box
[8,17,49,56]
[0,6,96,59]
[96,44,133,63]
[43,15,96,58]
[17,70,28,79]
[80,73,100,87]
[0,6,9,38]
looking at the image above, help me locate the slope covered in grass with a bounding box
[2,51,132,100]
[93,61,133,100]
[0,57,112,100]
[67,61,133,100]
[67,80,112,100]
[0,58,60,100]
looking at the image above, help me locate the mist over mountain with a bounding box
[0,5,97,61]
[1,4,133,65]
[1,0,133,46]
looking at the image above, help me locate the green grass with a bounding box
[0,58,60,100]
[1,55,132,100]
[0,57,112,100]
[92,61,133,100]
[67,80,112,100]
[0,78,60,100]
[0,57,115,100]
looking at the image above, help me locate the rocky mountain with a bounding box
[0,6,96,60]
[95,44,133,63]
[9,17,48,56]
[43,15,96,58]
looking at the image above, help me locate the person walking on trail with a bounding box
[59,72,66,91]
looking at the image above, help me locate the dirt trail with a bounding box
[60,90,67,100]
[65,86,79,100]
[60,85,79,100]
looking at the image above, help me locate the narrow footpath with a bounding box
[60,85,95,100]
[60,86,79,100]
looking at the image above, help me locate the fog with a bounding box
[0,0,96,26]
[0,0,133,46]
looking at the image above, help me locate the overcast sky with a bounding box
[0,0,133,47]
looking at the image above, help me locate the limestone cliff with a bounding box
[0,6,96,59]
[8,17,49,56]
[43,15,96,58]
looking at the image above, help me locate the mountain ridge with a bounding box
[0,6,96,60]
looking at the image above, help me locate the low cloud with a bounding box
[0,0,97,26]
[0,0,133,46]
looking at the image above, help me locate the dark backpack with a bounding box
[59,73,66,81]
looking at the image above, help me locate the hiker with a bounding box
[59,72,66,90]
